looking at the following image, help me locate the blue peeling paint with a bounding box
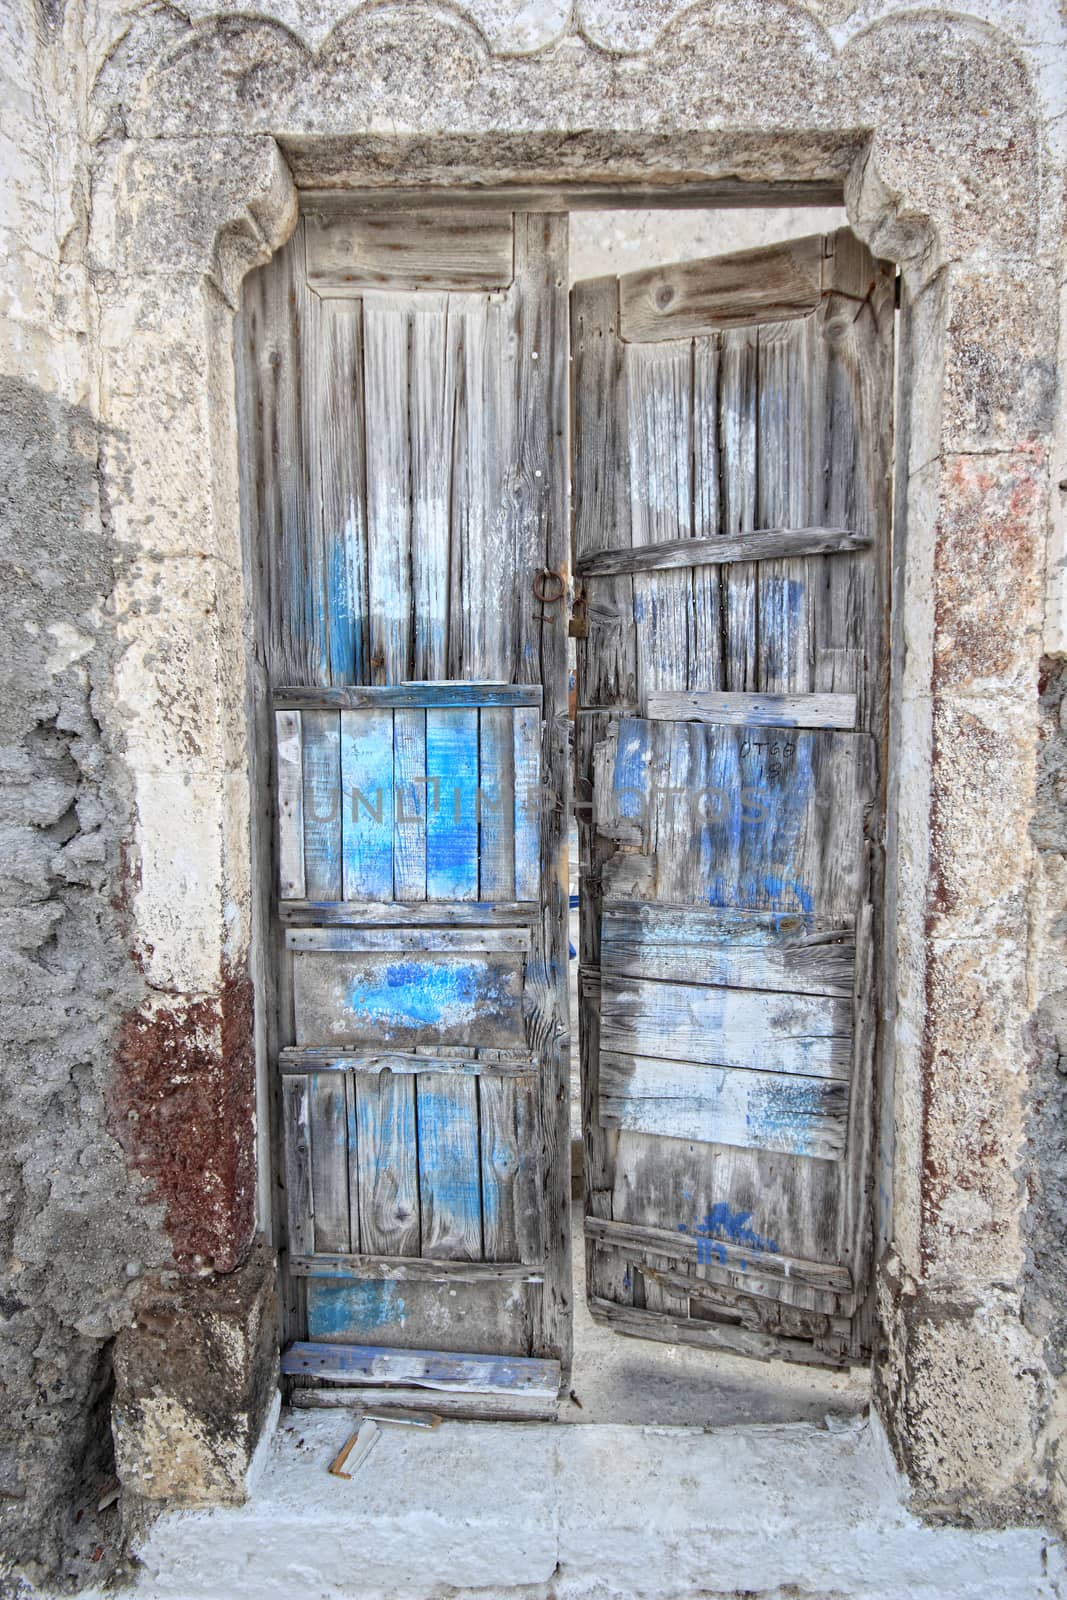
[678,1204,779,1266]
[744,1075,826,1158]
[347,958,512,1034]
[307,1280,406,1339]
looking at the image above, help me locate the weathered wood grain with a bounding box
[289,1385,558,1420]
[478,705,516,900]
[600,975,853,1079]
[353,1072,420,1257]
[281,1340,561,1395]
[719,325,758,692]
[317,299,368,684]
[363,298,412,682]
[587,1294,847,1367]
[275,684,542,710]
[410,301,453,679]
[285,927,531,953]
[393,706,427,901]
[305,209,515,293]
[280,1047,537,1077]
[300,710,342,900]
[310,1072,352,1252]
[282,1074,314,1257]
[513,704,541,902]
[275,710,305,899]
[619,234,823,342]
[417,1072,483,1260]
[293,950,526,1050]
[599,1053,850,1160]
[341,707,394,900]
[290,1255,542,1282]
[600,902,855,997]
[576,526,866,578]
[426,708,479,901]
[645,689,857,730]
[280,900,537,926]
[479,1071,543,1265]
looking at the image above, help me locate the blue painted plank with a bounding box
[478,706,515,900]
[306,1279,409,1342]
[280,1340,561,1394]
[426,708,479,901]
[275,684,542,710]
[341,708,394,900]
[353,1072,420,1255]
[393,707,427,902]
[292,952,526,1050]
[513,706,540,900]
[416,1073,483,1260]
[300,709,342,900]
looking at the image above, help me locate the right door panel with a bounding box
[572,229,895,1364]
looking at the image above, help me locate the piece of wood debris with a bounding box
[328,1419,381,1480]
[360,1406,441,1429]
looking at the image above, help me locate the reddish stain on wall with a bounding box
[110,966,257,1273]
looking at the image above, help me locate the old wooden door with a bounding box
[237,207,571,1401]
[572,230,894,1364]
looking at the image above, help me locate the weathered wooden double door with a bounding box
[572,229,894,1363]
[238,208,572,1376]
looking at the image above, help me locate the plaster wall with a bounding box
[1,0,1066,1585]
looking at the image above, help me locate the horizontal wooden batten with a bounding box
[297,181,845,216]
[576,526,868,578]
[599,1051,850,1161]
[601,903,855,998]
[281,1341,562,1398]
[285,926,531,954]
[289,1386,558,1421]
[645,690,857,731]
[305,209,515,294]
[600,973,853,1080]
[273,683,542,711]
[279,1048,537,1077]
[290,1254,544,1283]
[619,234,823,341]
[586,1296,847,1368]
[280,900,539,925]
[584,1216,852,1295]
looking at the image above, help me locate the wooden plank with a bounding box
[281,1048,537,1077]
[600,903,855,997]
[275,709,305,899]
[280,900,537,926]
[599,1053,849,1160]
[625,339,692,701]
[353,1073,420,1256]
[587,1295,847,1368]
[317,299,368,683]
[426,708,479,901]
[584,1215,851,1294]
[600,974,853,1079]
[300,181,845,216]
[720,327,758,692]
[275,684,543,710]
[280,1341,561,1397]
[363,299,412,682]
[305,209,515,292]
[409,300,453,679]
[286,927,531,953]
[393,707,427,902]
[310,1073,352,1252]
[576,526,867,578]
[291,1255,542,1282]
[644,690,857,730]
[300,709,342,900]
[479,1072,543,1265]
[478,705,516,900]
[618,235,823,342]
[689,335,724,693]
[513,704,540,901]
[340,708,394,900]
[304,1277,530,1354]
[416,1072,483,1260]
[289,1385,558,1421]
[293,951,526,1050]
[756,318,816,700]
[282,1074,314,1257]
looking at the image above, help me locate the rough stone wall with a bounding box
[1,0,1065,1587]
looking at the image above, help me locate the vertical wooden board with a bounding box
[689,335,724,693]
[479,706,516,900]
[364,299,412,683]
[719,327,758,692]
[513,704,541,901]
[345,1071,360,1255]
[757,319,816,696]
[479,1073,543,1264]
[310,1072,351,1253]
[626,340,694,702]
[282,1073,314,1256]
[353,1072,420,1256]
[409,299,452,680]
[275,709,305,899]
[393,707,427,902]
[318,298,368,685]
[341,708,394,900]
[426,707,479,901]
[301,709,342,900]
[571,274,637,709]
[416,1072,483,1260]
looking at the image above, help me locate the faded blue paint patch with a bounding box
[346,957,514,1035]
[307,1280,406,1339]
[744,1075,826,1158]
[416,1079,482,1246]
[614,719,650,822]
[679,1203,779,1266]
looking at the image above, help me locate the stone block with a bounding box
[112,1240,278,1506]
